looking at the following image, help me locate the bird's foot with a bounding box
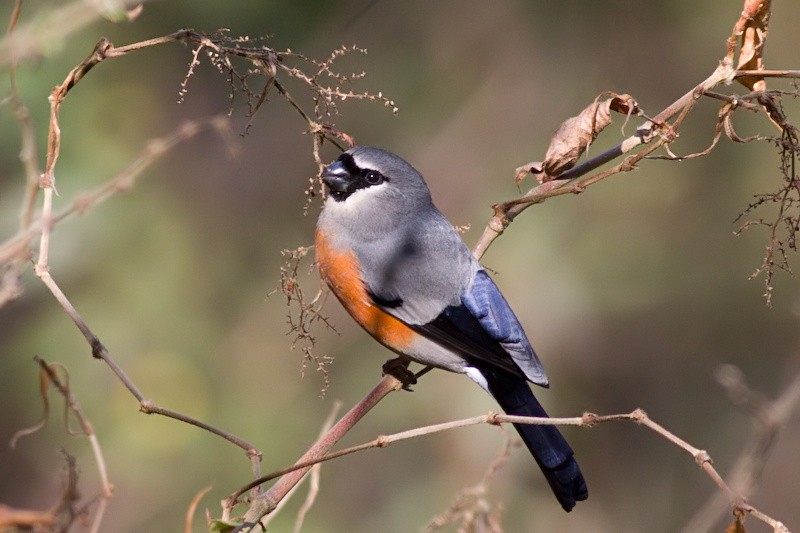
[382,357,417,391]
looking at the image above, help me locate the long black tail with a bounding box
[479,365,587,512]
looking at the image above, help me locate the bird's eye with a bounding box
[364,170,384,185]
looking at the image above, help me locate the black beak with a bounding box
[322,159,353,197]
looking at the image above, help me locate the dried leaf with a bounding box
[316,123,355,147]
[723,112,763,144]
[724,512,747,533]
[735,0,771,92]
[9,361,54,448]
[522,92,639,183]
[514,161,543,184]
[185,485,213,533]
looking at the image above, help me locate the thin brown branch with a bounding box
[736,69,800,79]
[0,116,232,266]
[233,405,791,532]
[69,29,393,152]
[682,363,800,533]
[27,357,112,533]
[32,248,264,492]
[222,374,403,529]
[249,411,615,482]
[471,59,736,260]
[251,401,341,532]
[24,36,263,472]
[471,0,780,261]
[0,0,145,69]
[0,0,42,306]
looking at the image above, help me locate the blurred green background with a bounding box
[1,1,799,532]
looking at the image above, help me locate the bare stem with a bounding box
[472,59,736,260]
[227,374,403,527]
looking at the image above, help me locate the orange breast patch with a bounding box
[315,229,415,352]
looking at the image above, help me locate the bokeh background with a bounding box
[1,1,799,532]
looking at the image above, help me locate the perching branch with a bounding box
[228,406,791,532]
[224,373,404,531]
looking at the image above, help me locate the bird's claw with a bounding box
[382,357,417,391]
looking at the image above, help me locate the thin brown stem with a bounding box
[226,374,403,528]
[471,60,736,260]
[29,356,112,532]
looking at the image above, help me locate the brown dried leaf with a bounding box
[9,361,53,448]
[185,485,213,533]
[513,161,542,184]
[735,0,771,92]
[724,512,746,533]
[526,92,639,183]
[723,112,763,143]
[316,123,355,147]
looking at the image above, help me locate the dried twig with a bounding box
[273,247,337,396]
[0,0,42,307]
[184,486,213,533]
[0,116,232,266]
[6,356,111,532]
[221,374,404,529]
[735,117,800,306]
[240,408,790,532]
[20,30,263,478]
[682,363,800,533]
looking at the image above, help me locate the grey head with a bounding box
[321,147,435,225]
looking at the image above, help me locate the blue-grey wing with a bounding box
[412,269,548,386]
[460,270,548,385]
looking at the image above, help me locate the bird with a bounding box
[314,146,587,511]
